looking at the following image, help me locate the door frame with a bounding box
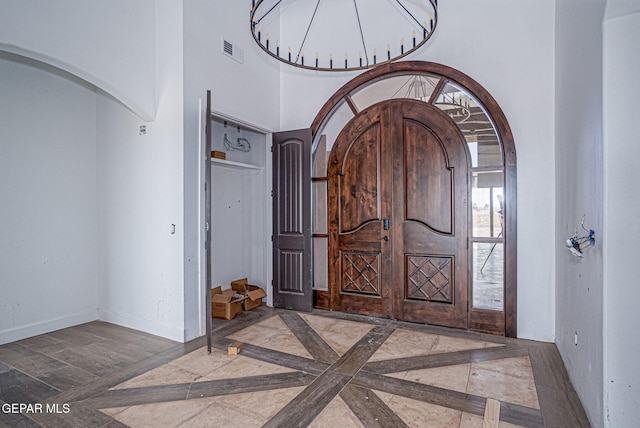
[311,61,517,337]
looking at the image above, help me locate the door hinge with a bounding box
[327,179,330,191]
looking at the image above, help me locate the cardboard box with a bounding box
[211,150,226,160]
[231,278,267,311]
[228,341,243,355]
[211,286,244,320]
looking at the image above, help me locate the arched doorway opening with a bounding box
[310,61,517,337]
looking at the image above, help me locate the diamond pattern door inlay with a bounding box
[341,252,380,295]
[406,255,453,303]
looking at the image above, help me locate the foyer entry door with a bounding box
[328,99,469,328]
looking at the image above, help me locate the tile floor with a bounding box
[0,308,590,427]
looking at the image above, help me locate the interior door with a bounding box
[272,129,313,311]
[205,91,213,353]
[329,99,469,329]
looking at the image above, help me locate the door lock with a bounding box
[383,218,389,230]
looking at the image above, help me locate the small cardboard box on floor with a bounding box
[231,278,267,311]
[211,286,244,320]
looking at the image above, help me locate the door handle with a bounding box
[380,236,389,241]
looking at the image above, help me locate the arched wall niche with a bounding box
[0,45,154,122]
[310,61,517,337]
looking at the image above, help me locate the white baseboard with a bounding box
[0,310,99,345]
[98,310,185,343]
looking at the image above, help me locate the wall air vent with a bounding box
[221,37,244,64]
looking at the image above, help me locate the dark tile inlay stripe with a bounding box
[500,401,548,428]
[279,312,340,363]
[82,371,315,410]
[211,338,329,376]
[262,371,351,428]
[340,384,409,428]
[331,325,395,376]
[263,324,395,427]
[352,370,545,428]
[529,344,591,427]
[363,343,530,374]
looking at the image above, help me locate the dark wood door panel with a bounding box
[273,129,312,311]
[402,222,458,253]
[391,100,469,328]
[329,103,393,317]
[403,119,453,235]
[338,123,381,234]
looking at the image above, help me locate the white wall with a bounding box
[0,53,99,344]
[0,0,156,121]
[96,0,185,342]
[279,0,557,341]
[554,2,606,426]
[603,2,640,426]
[209,121,270,294]
[182,0,280,340]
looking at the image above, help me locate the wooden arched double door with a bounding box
[328,99,469,328]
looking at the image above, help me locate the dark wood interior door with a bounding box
[272,128,313,311]
[329,99,469,329]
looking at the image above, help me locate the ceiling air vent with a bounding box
[221,37,244,64]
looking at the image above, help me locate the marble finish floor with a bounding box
[0,308,590,427]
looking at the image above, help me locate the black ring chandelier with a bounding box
[250,0,438,72]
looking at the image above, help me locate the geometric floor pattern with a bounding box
[0,307,591,427]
